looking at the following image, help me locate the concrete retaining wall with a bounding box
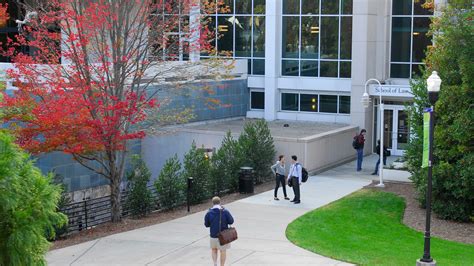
[142,124,359,179]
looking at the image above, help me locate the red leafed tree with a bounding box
[1,0,222,222]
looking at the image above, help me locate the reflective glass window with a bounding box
[217,16,234,56]
[321,0,339,14]
[283,0,300,14]
[282,60,300,76]
[281,93,299,111]
[320,16,339,59]
[392,0,412,15]
[340,17,352,60]
[254,0,266,14]
[339,61,351,78]
[341,0,353,14]
[300,94,318,112]
[300,60,319,77]
[391,17,411,62]
[282,16,300,58]
[390,63,410,78]
[236,0,252,14]
[339,96,350,114]
[320,61,338,77]
[301,16,319,59]
[253,59,265,75]
[302,0,319,15]
[412,17,431,62]
[235,16,252,57]
[253,16,265,57]
[251,91,265,109]
[320,95,338,113]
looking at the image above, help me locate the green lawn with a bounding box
[286,189,474,266]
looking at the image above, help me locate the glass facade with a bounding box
[390,0,433,78]
[282,0,352,78]
[281,92,350,114]
[201,0,266,75]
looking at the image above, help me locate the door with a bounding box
[383,106,409,156]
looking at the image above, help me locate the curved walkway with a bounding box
[47,161,375,265]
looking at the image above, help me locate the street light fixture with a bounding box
[362,78,384,188]
[417,71,441,266]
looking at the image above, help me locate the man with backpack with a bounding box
[353,129,367,171]
[287,155,303,204]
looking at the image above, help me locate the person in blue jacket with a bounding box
[204,196,234,266]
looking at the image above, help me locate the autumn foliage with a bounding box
[1,0,218,222]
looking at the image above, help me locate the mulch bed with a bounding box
[366,181,474,245]
[51,180,276,250]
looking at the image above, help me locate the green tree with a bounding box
[210,131,244,195]
[0,131,67,265]
[184,142,211,204]
[238,120,276,183]
[406,1,474,221]
[125,156,154,217]
[154,155,186,210]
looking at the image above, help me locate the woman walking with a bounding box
[271,155,289,201]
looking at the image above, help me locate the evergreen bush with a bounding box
[0,131,67,265]
[406,3,474,221]
[183,142,211,204]
[125,156,154,218]
[210,131,243,195]
[238,119,276,183]
[155,155,186,210]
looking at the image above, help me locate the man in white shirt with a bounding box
[287,155,302,204]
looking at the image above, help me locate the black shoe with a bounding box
[290,199,295,202]
[294,201,301,204]
[371,172,377,175]
[274,197,280,201]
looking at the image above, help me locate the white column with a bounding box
[350,0,382,154]
[263,0,280,121]
[189,0,201,62]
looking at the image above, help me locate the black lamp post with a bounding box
[417,71,441,266]
[187,177,193,213]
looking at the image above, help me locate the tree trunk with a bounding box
[110,173,122,222]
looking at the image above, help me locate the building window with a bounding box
[281,0,352,78]
[201,0,266,76]
[339,95,350,114]
[150,0,190,61]
[319,95,337,113]
[250,90,265,109]
[390,0,433,79]
[281,93,299,111]
[300,94,318,112]
[280,92,350,114]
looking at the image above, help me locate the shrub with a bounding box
[47,173,71,240]
[0,131,67,265]
[238,119,276,183]
[125,156,154,218]
[406,4,474,221]
[183,142,211,204]
[155,155,186,210]
[210,131,243,195]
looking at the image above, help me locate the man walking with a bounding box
[371,139,390,175]
[287,155,302,204]
[204,197,234,266]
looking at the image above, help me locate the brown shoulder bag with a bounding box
[217,208,238,245]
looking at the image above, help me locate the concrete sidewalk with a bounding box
[46,158,391,266]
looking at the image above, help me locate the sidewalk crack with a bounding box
[144,235,208,265]
[70,239,101,265]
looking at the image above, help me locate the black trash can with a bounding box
[239,167,254,194]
